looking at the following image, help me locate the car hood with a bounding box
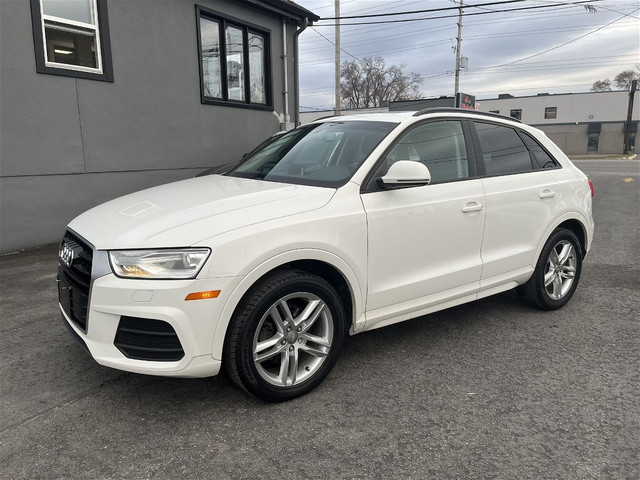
[69,175,335,249]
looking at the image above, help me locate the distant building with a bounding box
[0,0,318,253]
[302,91,639,156]
[388,92,639,156]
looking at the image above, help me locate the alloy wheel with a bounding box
[252,292,333,387]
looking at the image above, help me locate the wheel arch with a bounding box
[211,249,364,361]
[535,213,591,265]
[556,219,587,258]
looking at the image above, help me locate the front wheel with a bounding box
[518,228,583,310]
[224,270,346,402]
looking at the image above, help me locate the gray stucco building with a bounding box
[0,0,318,253]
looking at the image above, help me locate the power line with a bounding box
[298,21,636,64]
[483,7,640,69]
[346,0,425,15]
[300,58,637,93]
[301,19,636,49]
[309,26,362,64]
[320,0,526,20]
[299,3,628,45]
[314,1,600,27]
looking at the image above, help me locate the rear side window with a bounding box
[519,132,559,169]
[474,122,533,176]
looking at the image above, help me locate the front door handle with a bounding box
[461,202,484,213]
[539,189,556,199]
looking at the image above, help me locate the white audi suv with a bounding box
[58,108,594,401]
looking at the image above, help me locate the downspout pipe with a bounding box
[294,17,309,128]
[281,18,289,129]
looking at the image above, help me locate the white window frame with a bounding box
[544,106,558,120]
[38,0,104,75]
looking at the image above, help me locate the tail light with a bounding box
[588,178,594,196]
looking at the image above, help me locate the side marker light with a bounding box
[185,290,221,301]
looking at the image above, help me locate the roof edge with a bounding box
[239,0,320,24]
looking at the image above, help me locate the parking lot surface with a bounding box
[1,158,638,479]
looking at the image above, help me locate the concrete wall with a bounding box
[533,123,630,155]
[477,91,639,155]
[0,0,298,253]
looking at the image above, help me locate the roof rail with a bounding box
[412,107,522,123]
[311,114,341,122]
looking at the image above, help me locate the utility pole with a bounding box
[454,0,463,104]
[623,79,637,154]
[335,0,341,115]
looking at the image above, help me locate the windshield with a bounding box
[227,121,398,187]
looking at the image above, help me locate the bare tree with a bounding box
[614,68,640,90]
[591,79,612,92]
[340,57,423,109]
[592,66,640,92]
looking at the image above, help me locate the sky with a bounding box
[295,0,640,111]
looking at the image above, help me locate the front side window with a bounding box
[475,122,533,176]
[227,121,397,187]
[382,121,469,183]
[197,7,270,108]
[30,0,113,81]
[545,107,557,119]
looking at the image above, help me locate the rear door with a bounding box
[471,121,560,284]
[361,119,485,323]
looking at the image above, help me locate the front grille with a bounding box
[58,230,94,331]
[114,316,185,361]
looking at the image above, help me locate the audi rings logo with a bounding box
[59,243,76,267]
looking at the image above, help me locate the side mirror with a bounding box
[377,161,431,189]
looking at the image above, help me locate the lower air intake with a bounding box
[114,316,185,361]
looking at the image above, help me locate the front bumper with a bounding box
[59,272,241,378]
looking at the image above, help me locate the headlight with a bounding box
[108,248,211,279]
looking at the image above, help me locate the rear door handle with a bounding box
[539,189,556,199]
[461,202,484,213]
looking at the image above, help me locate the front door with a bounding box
[361,120,485,328]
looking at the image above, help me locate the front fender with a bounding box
[210,248,365,361]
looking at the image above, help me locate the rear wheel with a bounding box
[518,228,583,310]
[224,269,346,402]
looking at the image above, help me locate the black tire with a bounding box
[224,269,346,402]
[517,228,583,310]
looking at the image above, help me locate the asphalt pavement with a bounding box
[1,158,638,479]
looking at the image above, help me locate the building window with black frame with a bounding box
[510,109,522,120]
[197,6,271,109]
[545,107,557,119]
[30,0,113,81]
